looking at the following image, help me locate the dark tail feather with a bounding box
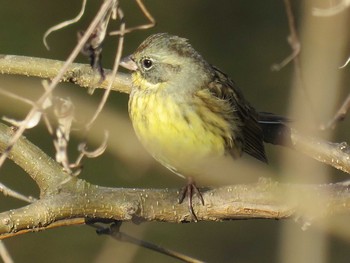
[258,112,292,146]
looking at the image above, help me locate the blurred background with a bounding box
[1,0,350,262]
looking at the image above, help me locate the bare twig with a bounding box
[84,7,126,130]
[79,0,118,84]
[77,131,109,159]
[109,0,155,36]
[0,83,52,129]
[92,222,204,263]
[0,89,37,106]
[321,94,350,130]
[272,0,317,122]
[71,131,109,175]
[271,47,299,71]
[43,0,87,50]
[0,0,119,171]
[0,182,35,203]
[271,0,301,71]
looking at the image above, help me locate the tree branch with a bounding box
[1,55,350,173]
[0,123,69,195]
[1,122,350,239]
[0,55,132,94]
[290,128,350,174]
[1,55,350,239]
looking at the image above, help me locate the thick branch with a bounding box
[0,123,69,195]
[1,122,350,238]
[1,179,350,239]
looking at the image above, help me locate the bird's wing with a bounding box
[208,65,267,163]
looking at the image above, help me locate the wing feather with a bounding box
[208,66,267,163]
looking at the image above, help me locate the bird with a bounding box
[120,33,288,221]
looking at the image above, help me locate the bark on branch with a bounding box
[1,122,350,239]
[0,54,132,94]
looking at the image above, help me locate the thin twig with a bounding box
[271,0,301,71]
[43,0,87,50]
[273,0,318,122]
[271,47,300,71]
[0,0,117,170]
[78,131,109,158]
[321,94,350,130]
[91,222,205,263]
[114,232,204,263]
[85,7,126,130]
[0,89,37,106]
[0,182,35,203]
[109,0,155,36]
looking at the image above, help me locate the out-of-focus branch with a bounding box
[289,128,350,174]
[312,0,350,17]
[0,240,13,263]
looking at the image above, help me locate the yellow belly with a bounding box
[129,89,233,175]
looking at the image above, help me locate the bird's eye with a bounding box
[142,58,153,70]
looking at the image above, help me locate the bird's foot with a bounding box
[178,177,204,222]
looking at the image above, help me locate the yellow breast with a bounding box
[128,87,236,175]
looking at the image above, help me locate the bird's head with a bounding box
[120,33,212,92]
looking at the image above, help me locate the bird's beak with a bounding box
[120,55,138,71]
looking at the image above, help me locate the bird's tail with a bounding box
[257,112,292,146]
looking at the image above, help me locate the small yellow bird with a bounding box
[121,33,286,220]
